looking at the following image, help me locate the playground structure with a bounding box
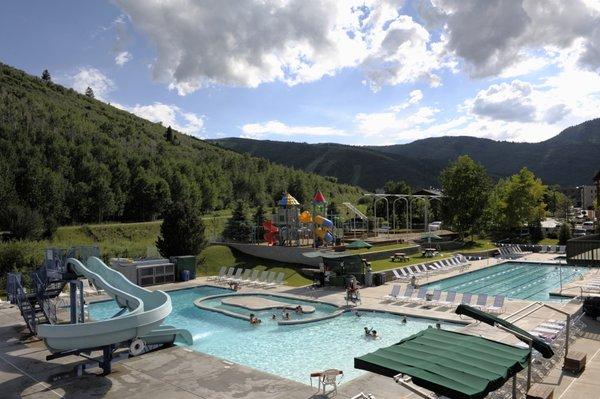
[262,191,336,248]
[6,246,192,374]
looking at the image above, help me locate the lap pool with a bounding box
[423,261,586,301]
[89,286,460,384]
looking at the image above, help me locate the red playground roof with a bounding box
[312,190,326,204]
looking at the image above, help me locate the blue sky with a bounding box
[2,0,600,145]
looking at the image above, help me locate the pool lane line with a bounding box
[520,270,581,300]
[474,266,556,295]
[438,264,541,293]
[428,263,525,291]
[498,267,578,296]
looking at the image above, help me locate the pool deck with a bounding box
[3,253,600,398]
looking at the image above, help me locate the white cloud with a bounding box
[113,0,454,94]
[470,80,536,122]
[69,67,115,100]
[390,89,424,111]
[355,106,440,139]
[115,51,132,66]
[129,102,205,137]
[419,0,600,77]
[241,121,347,139]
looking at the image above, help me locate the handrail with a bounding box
[504,301,543,322]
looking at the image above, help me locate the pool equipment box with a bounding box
[171,255,197,281]
[109,258,175,286]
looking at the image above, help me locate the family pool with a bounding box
[423,261,586,301]
[89,286,460,384]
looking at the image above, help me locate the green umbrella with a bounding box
[346,240,373,249]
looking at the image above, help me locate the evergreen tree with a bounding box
[85,86,95,98]
[164,126,174,143]
[558,223,571,245]
[528,219,544,243]
[222,200,253,242]
[41,69,51,82]
[253,204,266,241]
[156,200,207,258]
[327,201,339,216]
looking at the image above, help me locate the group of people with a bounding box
[364,327,379,338]
[249,313,261,325]
[271,306,303,321]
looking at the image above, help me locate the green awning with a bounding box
[354,328,530,399]
[346,240,373,249]
[455,305,554,359]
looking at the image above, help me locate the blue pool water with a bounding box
[423,262,586,301]
[90,286,460,383]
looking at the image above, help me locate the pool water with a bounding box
[90,286,459,384]
[423,262,586,301]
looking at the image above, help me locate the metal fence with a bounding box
[567,234,600,266]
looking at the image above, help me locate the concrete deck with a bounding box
[220,296,315,313]
[2,253,600,399]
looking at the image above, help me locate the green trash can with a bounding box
[171,256,197,281]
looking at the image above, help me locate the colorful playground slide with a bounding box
[314,214,334,243]
[37,256,192,353]
[262,220,279,245]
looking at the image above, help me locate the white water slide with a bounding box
[342,202,368,220]
[37,256,192,353]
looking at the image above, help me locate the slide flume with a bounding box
[37,256,192,353]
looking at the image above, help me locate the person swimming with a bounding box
[283,311,291,320]
[295,305,303,314]
[401,316,407,324]
[364,327,372,336]
[249,313,261,325]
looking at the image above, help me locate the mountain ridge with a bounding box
[211,118,600,189]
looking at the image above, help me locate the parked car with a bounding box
[582,221,596,231]
[573,228,587,237]
[428,221,442,231]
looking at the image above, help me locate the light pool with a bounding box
[89,286,460,384]
[423,261,586,301]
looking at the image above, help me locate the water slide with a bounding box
[37,256,192,353]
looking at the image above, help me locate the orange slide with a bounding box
[262,220,279,245]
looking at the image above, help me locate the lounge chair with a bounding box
[383,284,401,301]
[408,287,428,304]
[252,270,269,286]
[219,267,235,283]
[226,268,243,283]
[242,269,259,285]
[407,265,421,277]
[393,269,409,280]
[233,269,251,283]
[267,272,285,287]
[436,291,457,307]
[473,293,488,310]
[539,246,548,254]
[486,295,505,314]
[208,266,226,281]
[395,285,414,303]
[558,245,566,254]
[460,292,473,306]
[260,271,277,287]
[428,289,442,305]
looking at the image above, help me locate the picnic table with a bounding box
[422,248,438,258]
[390,252,409,262]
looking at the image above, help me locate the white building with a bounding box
[579,185,597,210]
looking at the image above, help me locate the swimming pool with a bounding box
[89,286,460,383]
[423,261,586,301]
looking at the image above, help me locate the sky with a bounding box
[1,0,600,145]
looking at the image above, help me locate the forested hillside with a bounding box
[0,63,361,237]
[212,119,600,190]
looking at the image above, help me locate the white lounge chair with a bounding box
[219,267,235,283]
[460,292,473,306]
[260,271,277,287]
[473,293,488,310]
[235,269,251,284]
[267,272,285,287]
[558,245,566,254]
[393,269,409,280]
[383,284,401,301]
[252,270,269,286]
[208,266,226,281]
[226,268,243,283]
[428,289,442,305]
[408,287,428,304]
[395,285,414,303]
[436,291,457,307]
[486,295,505,314]
[242,269,259,285]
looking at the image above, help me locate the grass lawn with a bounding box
[197,245,312,287]
[458,238,497,253]
[539,238,559,245]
